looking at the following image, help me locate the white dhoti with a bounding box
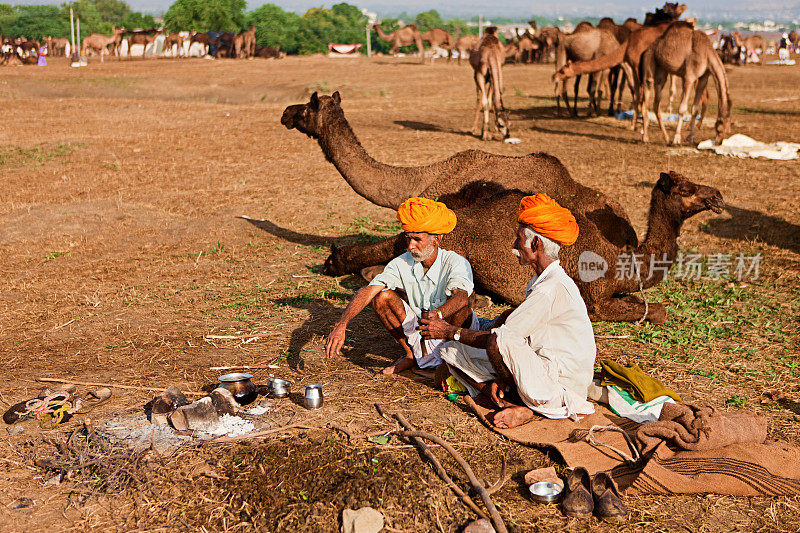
[440,328,595,420]
[400,299,478,369]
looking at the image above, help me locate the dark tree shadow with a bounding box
[701,204,800,253]
[778,397,800,415]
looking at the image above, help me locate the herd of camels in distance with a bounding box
[31,1,775,147]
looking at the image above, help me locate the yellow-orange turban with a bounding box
[397,197,457,234]
[517,194,579,245]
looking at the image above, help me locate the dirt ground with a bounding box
[0,53,799,531]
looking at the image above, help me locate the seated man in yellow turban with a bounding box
[326,197,477,375]
[419,194,596,429]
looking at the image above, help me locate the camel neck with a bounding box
[317,107,427,209]
[633,191,682,289]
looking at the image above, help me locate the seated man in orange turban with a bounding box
[419,194,596,429]
[326,197,477,375]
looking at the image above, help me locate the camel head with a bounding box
[655,171,723,219]
[281,91,342,138]
[322,244,348,276]
[552,60,573,82]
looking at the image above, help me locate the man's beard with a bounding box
[410,244,436,262]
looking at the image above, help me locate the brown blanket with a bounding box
[465,396,800,496]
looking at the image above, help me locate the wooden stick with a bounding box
[397,427,508,533]
[212,416,322,442]
[209,365,276,371]
[394,413,489,522]
[35,377,206,396]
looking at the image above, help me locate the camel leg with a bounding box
[687,74,710,145]
[471,74,484,135]
[572,75,580,117]
[607,67,619,116]
[482,77,492,140]
[641,65,655,143]
[667,75,678,115]
[671,74,696,146]
[589,295,667,325]
[652,68,670,144]
[620,62,638,130]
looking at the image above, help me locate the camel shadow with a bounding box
[701,204,800,253]
[527,123,641,145]
[272,296,404,374]
[736,107,800,117]
[238,216,388,249]
[394,120,479,139]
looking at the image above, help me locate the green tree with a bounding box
[121,11,156,30]
[92,0,130,24]
[296,3,365,55]
[414,9,443,32]
[246,3,301,53]
[163,0,245,33]
[69,0,112,35]
[1,5,69,39]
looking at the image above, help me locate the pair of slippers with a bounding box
[3,386,112,425]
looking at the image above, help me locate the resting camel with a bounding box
[453,34,479,64]
[254,45,284,59]
[82,28,125,62]
[280,93,722,323]
[641,22,731,146]
[162,33,185,57]
[372,23,424,63]
[740,34,766,64]
[420,28,452,60]
[127,29,160,59]
[469,28,509,141]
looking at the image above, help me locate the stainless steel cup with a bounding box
[270,378,291,398]
[304,384,324,410]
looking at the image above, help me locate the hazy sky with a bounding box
[20,0,800,20]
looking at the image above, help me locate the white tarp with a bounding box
[698,134,800,160]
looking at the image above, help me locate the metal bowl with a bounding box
[529,481,563,503]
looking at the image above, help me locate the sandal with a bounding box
[70,388,112,414]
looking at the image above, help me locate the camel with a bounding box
[82,28,125,62]
[190,32,212,56]
[516,30,542,63]
[535,27,559,62]
[254,45,284,59]
[740,34,766,64]
[644,3,688,25]
[597,18,635,115]
[242,25,256,58]
[162,33,185,57]
[547,27,619,117]
[453,34,480,64]
[373,23,424,63]
[420,28,452,60]
[469,28,509,141]
[233,33,245,58]
[325,171,722,324]
[641,22,731,146]
[127,29,160,59]
[553,4,687,129]
[281,91,637,259]
[790,31,799,51]
[719,34,742,65]
[45,36,68,57]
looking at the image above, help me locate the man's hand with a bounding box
[488,379,509,408]
[418,315,456,340]
[325,322,347,358]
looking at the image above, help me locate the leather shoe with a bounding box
[561,467,593,518]
[591,472,627,522]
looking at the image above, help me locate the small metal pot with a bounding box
[270,378,291,398]
[304,384,324,410]
[218,373,258,405]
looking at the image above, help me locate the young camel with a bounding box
[641,22,731,145]
[372,23,425,63]
[469,28,509,141]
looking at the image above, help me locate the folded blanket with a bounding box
[600,360,681,403]
[635,402,767,454]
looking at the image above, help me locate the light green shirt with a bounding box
[369,249,474,316]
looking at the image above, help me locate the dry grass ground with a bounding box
[0,54,798,531]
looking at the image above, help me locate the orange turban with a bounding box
[397,197,457,234]
[517,194,579,245]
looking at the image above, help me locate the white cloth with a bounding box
[399,299,478,368]
[441,261,596,420]
[698,133,800,160]
[369,249,474,317]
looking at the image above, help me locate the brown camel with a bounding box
[127,29,160,59]
[641,22,731,146]
[281,91,637,255]
[535,27,559,62]
[190,32,212,56]
[453,34,479,64]
[469,28,509,141]
[420,28,452,60]
[644,2,688,25]
[162,33,185,57]
[789,31,799,51]
[45,36,68,57]
[373,23,425,63]
[325,171,722,324]
[740,34,766,64]
[242,25,256,58]
[597,17,635,115]
[548,26,619,117]
[233,33,245,58]
[82,27,125,62]
[516,30,541,63]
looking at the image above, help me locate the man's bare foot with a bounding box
[493,405,535,429]
[382,355,416,375]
